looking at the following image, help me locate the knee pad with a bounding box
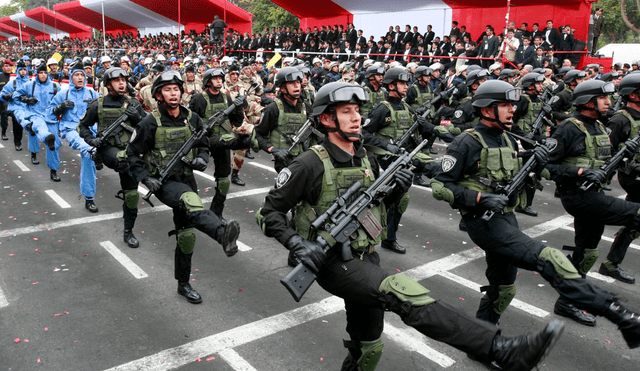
[538,247,581,280]
[431,179,455,206]
[447,125,462,136]
[124,189,139,209]
[579,248,599,275]
[219,133,235,143]
[180,192,204,212]
[494,284,517,315]
[358,337,384,371]
[216,177,231,197]
[397,193,410,214]
[379,275,435,307]
[177,228,196,254]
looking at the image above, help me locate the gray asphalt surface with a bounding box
[0,137,639,371]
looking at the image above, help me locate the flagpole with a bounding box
[101,2,106,54]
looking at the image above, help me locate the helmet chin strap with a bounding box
[481,105,511,130]
[325,110,360,141]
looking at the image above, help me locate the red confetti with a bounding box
[35,249,40,253]
[191,279,196,281]
[14,338,21,343]
[426,241,430,244]
[24,339,29,342]
[74,341,78,343]
[83,254,87,257]
[44,328,48,331]
[37,359,41,364]
[206,357,215,361]
[459,297,466,301]
[238,288,243,292]
[8,253,14,256]
[604,339,611,343]
[396,269,401,272]
[64,311,69,314]
[196,358,202,362]
[320,357,324,361]
[141,231,145,234]
[47,228,52,231]
[58,240,61,243]
[194,269,199,272]
[54,313,62,316]
[32,282,39,285]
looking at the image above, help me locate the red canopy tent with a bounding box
[0,16,47,41]
[54,1,137,36]
[1,7,91,41]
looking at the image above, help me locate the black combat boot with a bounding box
[489,319,565,371]
[85,199,99,213]
[216,219,240,257]
[31,152,39,165]
[45,133,56,151]
[553,297,596,326]
[245,149,254,159]
[381,239,406,254]
[177,282,202,304]
[1,130,7,140]
[50,169,61,182]
[124,229,139,248]
[604,300,640,348]
[231,169,245,186]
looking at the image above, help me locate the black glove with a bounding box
[124,105,142,124]
[191,157,208,171]
[419,119,436,136]
[541,104,553,114]
[260,96,273,107]
[625,139,639,156]
[421,161,441,179]
[61,100,75,110]
[478,193,509,212]
[533,144,550,167]
[2,93,13,102]
[142,176,162,193]
[87,137,102,147]
[393,168,414,193]
[385,143,400,154]
[233,95,247,108]
[26,97,38,105]
[581,168,607,184]
[285,235,326,274]
[54,100,75,116]
[271,148,290,162]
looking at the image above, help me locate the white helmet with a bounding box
[144,57,153,65]
[312,57,322,65]
[100,56,112,64]
[120,56,130,62]
[82,56,92,64]
[156,54,166,62]
[283,57,294,65]
[255,57,265,64]
[406,62,418,70]
[220,56,232,64]
[47,57,58,66]
[184,56,192,64]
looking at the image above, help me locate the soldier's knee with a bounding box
[494,284,516,314]
[379,275,435,308]
[180,191,204,212]
[358,337,384,371]
[124,189,139,209]
[397,194,410,214]
[177,228,196,254]
[537,246,582,284]
[216,177,231,196]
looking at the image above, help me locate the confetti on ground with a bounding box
[320,357,324,361]
[37,359,41,364]
[238,288,243,292]
[459,297,465,301]
[396,268,401,272]
[604,339,611,343]
[35,249,40,253]
[8,253,14,256]
[44,328,48,331]
[14,338,21,343]
[196,358,202,362]
[206,357,215,361]
[32,282,39,285]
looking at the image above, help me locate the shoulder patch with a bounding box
[276,167,292,188]
[454,110,463,119]
[441,155,457,172]
[543,138,558,152]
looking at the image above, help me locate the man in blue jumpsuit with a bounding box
[47,59,101,212]
[0,59,28,151]
[12,62,61,180]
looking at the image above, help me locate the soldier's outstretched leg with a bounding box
[599,226,637,284]
[381,194,409,254]
[122,189,140,248]
[211,177,230,218]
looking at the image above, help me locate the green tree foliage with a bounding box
[238,0,299,33]
[0,0,25,18]
[597,0,640,47]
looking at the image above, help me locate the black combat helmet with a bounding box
[572,80,614,106]
[312,82,369,117]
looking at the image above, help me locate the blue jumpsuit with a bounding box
[1,69,30,147]
[12,76,61,170]
[47,69,100,200]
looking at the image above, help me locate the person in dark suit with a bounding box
[531,23,544,41]
[517,37,535,69]
[480,26,499,69]
[424,25,435,45]
[366,40,379,59]
[519,23,531,39]
[347,23,358,46]
[356,30,367,49]
[379,40,396,63]
[533,36,551,52]
[449,21,460,41]
[458,26,470,44]
[414,43,430,66]
[557,25,574,61]
[411,26,420,45]
[532,47,546,69]
[402,25,414,46]
[543,20,560,50]
[466,41,480,66]
[385,26,395,41]
[393,25,403,49]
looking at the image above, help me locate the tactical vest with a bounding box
[204,92,232,135]
[97,96,132,148]
[361,86,386,118]
[409,83,434,109]
[376,101,413,142]
[561,117,612,187]
[457,130,525,214]
[293,146,387,254]
[269,98,308,157]
[303,86,315,106]
[564,87,576,115]
[144,109,195,177]
[616,110,640,163]
[517,94,545,134]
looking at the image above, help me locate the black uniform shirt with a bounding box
[551,88,573,122]
[254,92,311,152]
[261,138,372,246]
[435,121,520,214]
[607,106,640,150]
[405,82,431,106]
[547,113,606,186]
[127,104,209,183]
[78,94,145,143]
[188,89,244,126]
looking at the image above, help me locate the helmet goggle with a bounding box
[328,86,369,104]
[503,87,522,101]
[601,82,615,94]
[106,69,129,80]
[395,72,410,82]
[158,70,184,84]
[283,71,304,82]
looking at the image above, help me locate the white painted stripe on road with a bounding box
[558,225,640,251]
[522,214,575,239]
[0,187,273,239]
[587,271,617,284]
[248,161,277,173]
[218,348,258,371]
[0,143,4,148]
[45,190,71,209]
[413,184,433,192]
[99,241,148,279]
[194,170,218,182]
[438,271,550,318]
[103,249,483,371]
[0,287,8,308]
[384,322,455,368]
[13,159,30,172]
[137,186,148,195]
[237,241,252,252]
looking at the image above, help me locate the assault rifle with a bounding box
[481,139,556,222]
[579,134,640,191]
[142,83,258,206]
[96,112,135,147]
[281,140,428,302]
[287,118,325,152]
[529,96,559,139]
[611,96,625,113]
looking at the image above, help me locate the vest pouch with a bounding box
[596,137,612,160]
[485,148,503,180]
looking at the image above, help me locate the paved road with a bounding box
[0,138,638,370]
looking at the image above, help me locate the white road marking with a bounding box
[103,249,483,371]
[237,241,252,252]
[0,188,273,240]
[413,185,433,192]
[0,143,4,148]
[45,190,71,209]
[522,214,575,239]
[559,225,640,250]
[99,241,148,279]
[194,170,218,182]
[0,287,8,308]
[438,271,550,318]
[218,348,258,371]
[13,159,30,172]
[384,322,456,368]
[248,161,278,173]
[587,271,617,283]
